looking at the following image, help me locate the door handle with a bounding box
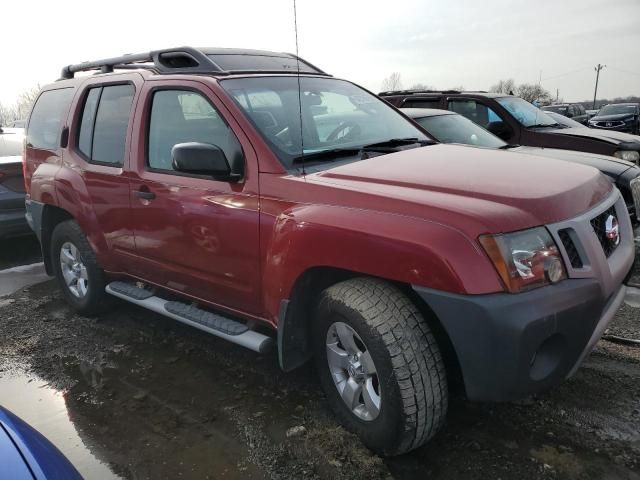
[134,190,156,200]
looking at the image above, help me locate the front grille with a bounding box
[594,121,624,128]
[558,229,583,268]
[631,178,640,222]
[590,206,619,257]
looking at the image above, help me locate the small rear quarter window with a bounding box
[27,88,75,150]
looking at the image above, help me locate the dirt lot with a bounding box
[0,237,638,480]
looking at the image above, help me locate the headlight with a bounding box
[614,150,640,162]
[479,227,567,293]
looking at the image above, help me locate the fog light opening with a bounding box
[530,334,566,382]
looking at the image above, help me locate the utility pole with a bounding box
[593,64,605,109]
[556,88,559,103]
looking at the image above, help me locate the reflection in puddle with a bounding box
[0,373,120,479]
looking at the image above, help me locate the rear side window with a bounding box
[448,99,502,128]
[403,99,440,109]
[27,88,74,150]
[77,84,135,165]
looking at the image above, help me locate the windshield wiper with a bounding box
[498,144,519,149]
[527,123,561,129]
[292,148,361,164]
[361,138,436,151]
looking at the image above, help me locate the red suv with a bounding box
[24,47,636,455]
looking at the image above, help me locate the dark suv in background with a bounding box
[588,103,640,135]
[541,103,589,125]
[380,90,640,164]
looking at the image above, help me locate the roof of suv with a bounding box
[379,90,507,98]
[401,108,455,118]
[59,46,330,80]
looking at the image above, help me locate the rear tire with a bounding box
[51,220,111,316]
[312,277,448,456]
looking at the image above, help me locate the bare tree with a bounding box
[490,79,516,94]
[516,83,552,104]
[381,73,403,92]
[0,85,40,126]
[410,82,435,90]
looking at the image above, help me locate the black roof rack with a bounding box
[379,89,490,96]
[60,46,330,79]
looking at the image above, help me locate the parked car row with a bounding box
[0,125,30,239]
[379,90,640,163]
[541,103,590,125]
[18,47,636,457]
[542,102,640,135]
[400,108,640,223]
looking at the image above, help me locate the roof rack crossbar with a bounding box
[60,47,224,79]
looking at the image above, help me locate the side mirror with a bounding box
[172,142,241,182]
[487,121,511,140]
[565,111,574,118]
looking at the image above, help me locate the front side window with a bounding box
[220,77,429,168]
[495,96,557,127]
[27,88,74,150]
[415,113,506,149]
[447,99,503,129]
[147,90,242,172]
[77,84,135,165]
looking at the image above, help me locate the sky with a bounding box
[1,0,639,106]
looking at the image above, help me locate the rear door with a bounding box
[127,80,262,315]
[62,74,143,264]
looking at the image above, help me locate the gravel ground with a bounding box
[0,277,638,480]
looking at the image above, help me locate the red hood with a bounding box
[307,144,612,237]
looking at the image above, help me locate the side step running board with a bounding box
[106,282,273,353]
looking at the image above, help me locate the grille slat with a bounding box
[590,206,619,257]
[631,178,640,222]
[558,229,583,268]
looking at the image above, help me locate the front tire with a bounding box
[313,277,448,456]
[51,220,111,316]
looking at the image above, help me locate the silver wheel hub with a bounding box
[60,242,89,299]
[326,322,381,421]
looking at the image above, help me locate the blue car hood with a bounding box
[0,407,82,480]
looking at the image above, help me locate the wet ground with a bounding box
[0,235,638,479]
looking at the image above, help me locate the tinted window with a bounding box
[403,99,440,109]
[448,99,503,128]
[78,88,101,157]
[148,90,242,172]
[91,85,134,165]
[27,88,74,150]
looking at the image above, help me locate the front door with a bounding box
[127,81,262,315]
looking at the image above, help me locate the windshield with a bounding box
[496,97,557,127]
[541,105,567,114]
[220,76,430,168]
[414,114,505,149]
[598,104,638,116]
